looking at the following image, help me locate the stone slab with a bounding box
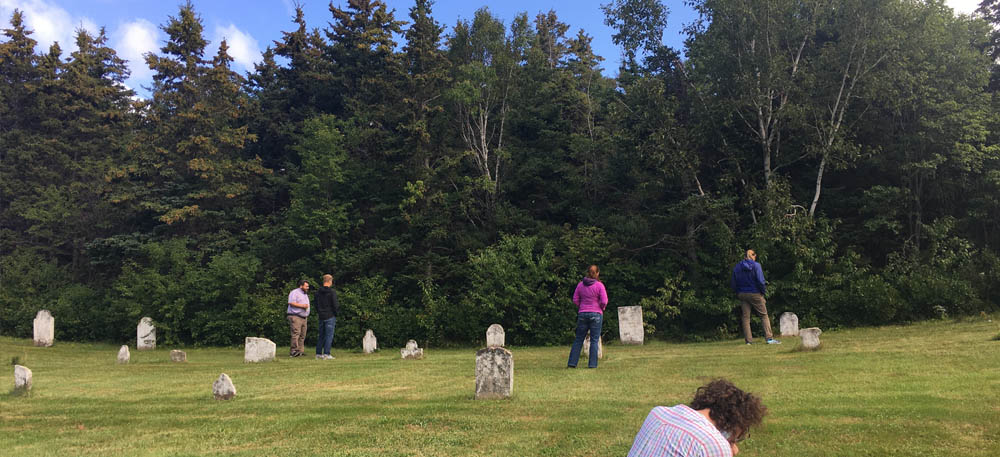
[170,350,187,362]
[33,310,54,347]
[486,324,505,347]
[401,339,423,359]
[580,330,603,359]
[117,345,130,364]
[14,365,32,392]
[363,329,377,354]
[475,347,513,399]
[780,312,799,337]
[244,337,276,363]
[213,373,236,400]
[137,317,156,350]
[618,306,644,345]
[800,327,822,350]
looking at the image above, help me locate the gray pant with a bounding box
[738,293,773,342]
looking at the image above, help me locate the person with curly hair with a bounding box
[627,379,768,457]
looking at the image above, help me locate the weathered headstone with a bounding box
[170,350,187,363]
[117,345,130,364]
[618,306,644,345]
[33,310,54,347]
[137,317,156,350]
[800,327,823,350]
[486,324,505,347]
[780,312,800,337]
[580,330,604,360]
[212,373,236,400]
[13,365,32,392]
[475,347,513,399]
[363,329,377,354]
[244,337,276,363]
[400,339,424,359]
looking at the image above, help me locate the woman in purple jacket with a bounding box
[567,265,609,368]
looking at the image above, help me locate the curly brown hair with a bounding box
[689,379,767,442]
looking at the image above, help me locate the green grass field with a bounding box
[3,317,1000,457]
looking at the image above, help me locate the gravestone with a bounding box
[170,350,187,363]
[800,327,822,350]
[363,329,377,354]
[33,310,54,347]
[580,330,603,360]
[475,347,513,399]
[244,337,276,363]
[117,345,130,364]
[212,373,236,400]
[486,324,505,347]
[618,306,644,345]
[400,340,424,359]
[779,312,800,337]
[137,317,156,350]
[14,365,32,392]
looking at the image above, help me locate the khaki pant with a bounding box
[738,293,773,342]
[287,315,307,355]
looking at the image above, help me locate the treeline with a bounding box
[2,0,999,348]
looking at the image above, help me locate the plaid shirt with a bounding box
[627,405,733,457]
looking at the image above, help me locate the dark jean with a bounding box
[567,312,603,368]
[316,316,336,356]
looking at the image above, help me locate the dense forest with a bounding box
[3,0,1000,348]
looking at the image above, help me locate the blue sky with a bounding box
[0,0,980,97]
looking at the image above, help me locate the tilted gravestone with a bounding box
[618,306,644,345]
[475,347,513,400]
[400,339,424,359]
[14,365,32,392]
[580,330,604,360]
[244,337,276,363]
[213,373,236,400]
[170,350,187,363]
[779,312,800,337]
[33,310,54,347]
[137,317,156,350]
[486,324,505,347]
[800,327,823,350]
[363,329,378,354]
[117,345,130,364]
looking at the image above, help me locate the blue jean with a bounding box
[316,316,336,355]
[567,312,603,368]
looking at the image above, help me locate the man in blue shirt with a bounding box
[730,250,780,345]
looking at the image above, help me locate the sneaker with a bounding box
[766,338,782,344]
[315,354,325,360]
[290,352,303,357]
[745,341,753,345]
[325,355,335,360]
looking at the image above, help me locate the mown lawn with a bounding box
[2,316,1000,456]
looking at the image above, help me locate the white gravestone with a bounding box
[580,330,603,360]
[401,339,424,359]
[475,347,513,399]
[618,306,644,345]
[244,337,276,363]
[213,373,236,400]
[780,312,800,337]
[170,350,187,362]
[33,310,54,347]
[363,330,378,354]
[14,365,32,392]
[800,327,823,350]
[137,317,156,350]
[117,345,130,364]
[486,324,505,347]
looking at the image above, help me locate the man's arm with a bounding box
[755,264,766,295]
[288,290,309,309]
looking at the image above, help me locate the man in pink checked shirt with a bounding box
[627,379,768,457]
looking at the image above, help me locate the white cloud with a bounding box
[214,23,262,72]
[946,0,980,15]
[113,18,159,85]
[0,0,98,54]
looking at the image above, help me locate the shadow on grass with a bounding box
[990,333,1000,341]
[788,343,822,353]
[6,387,31,398]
